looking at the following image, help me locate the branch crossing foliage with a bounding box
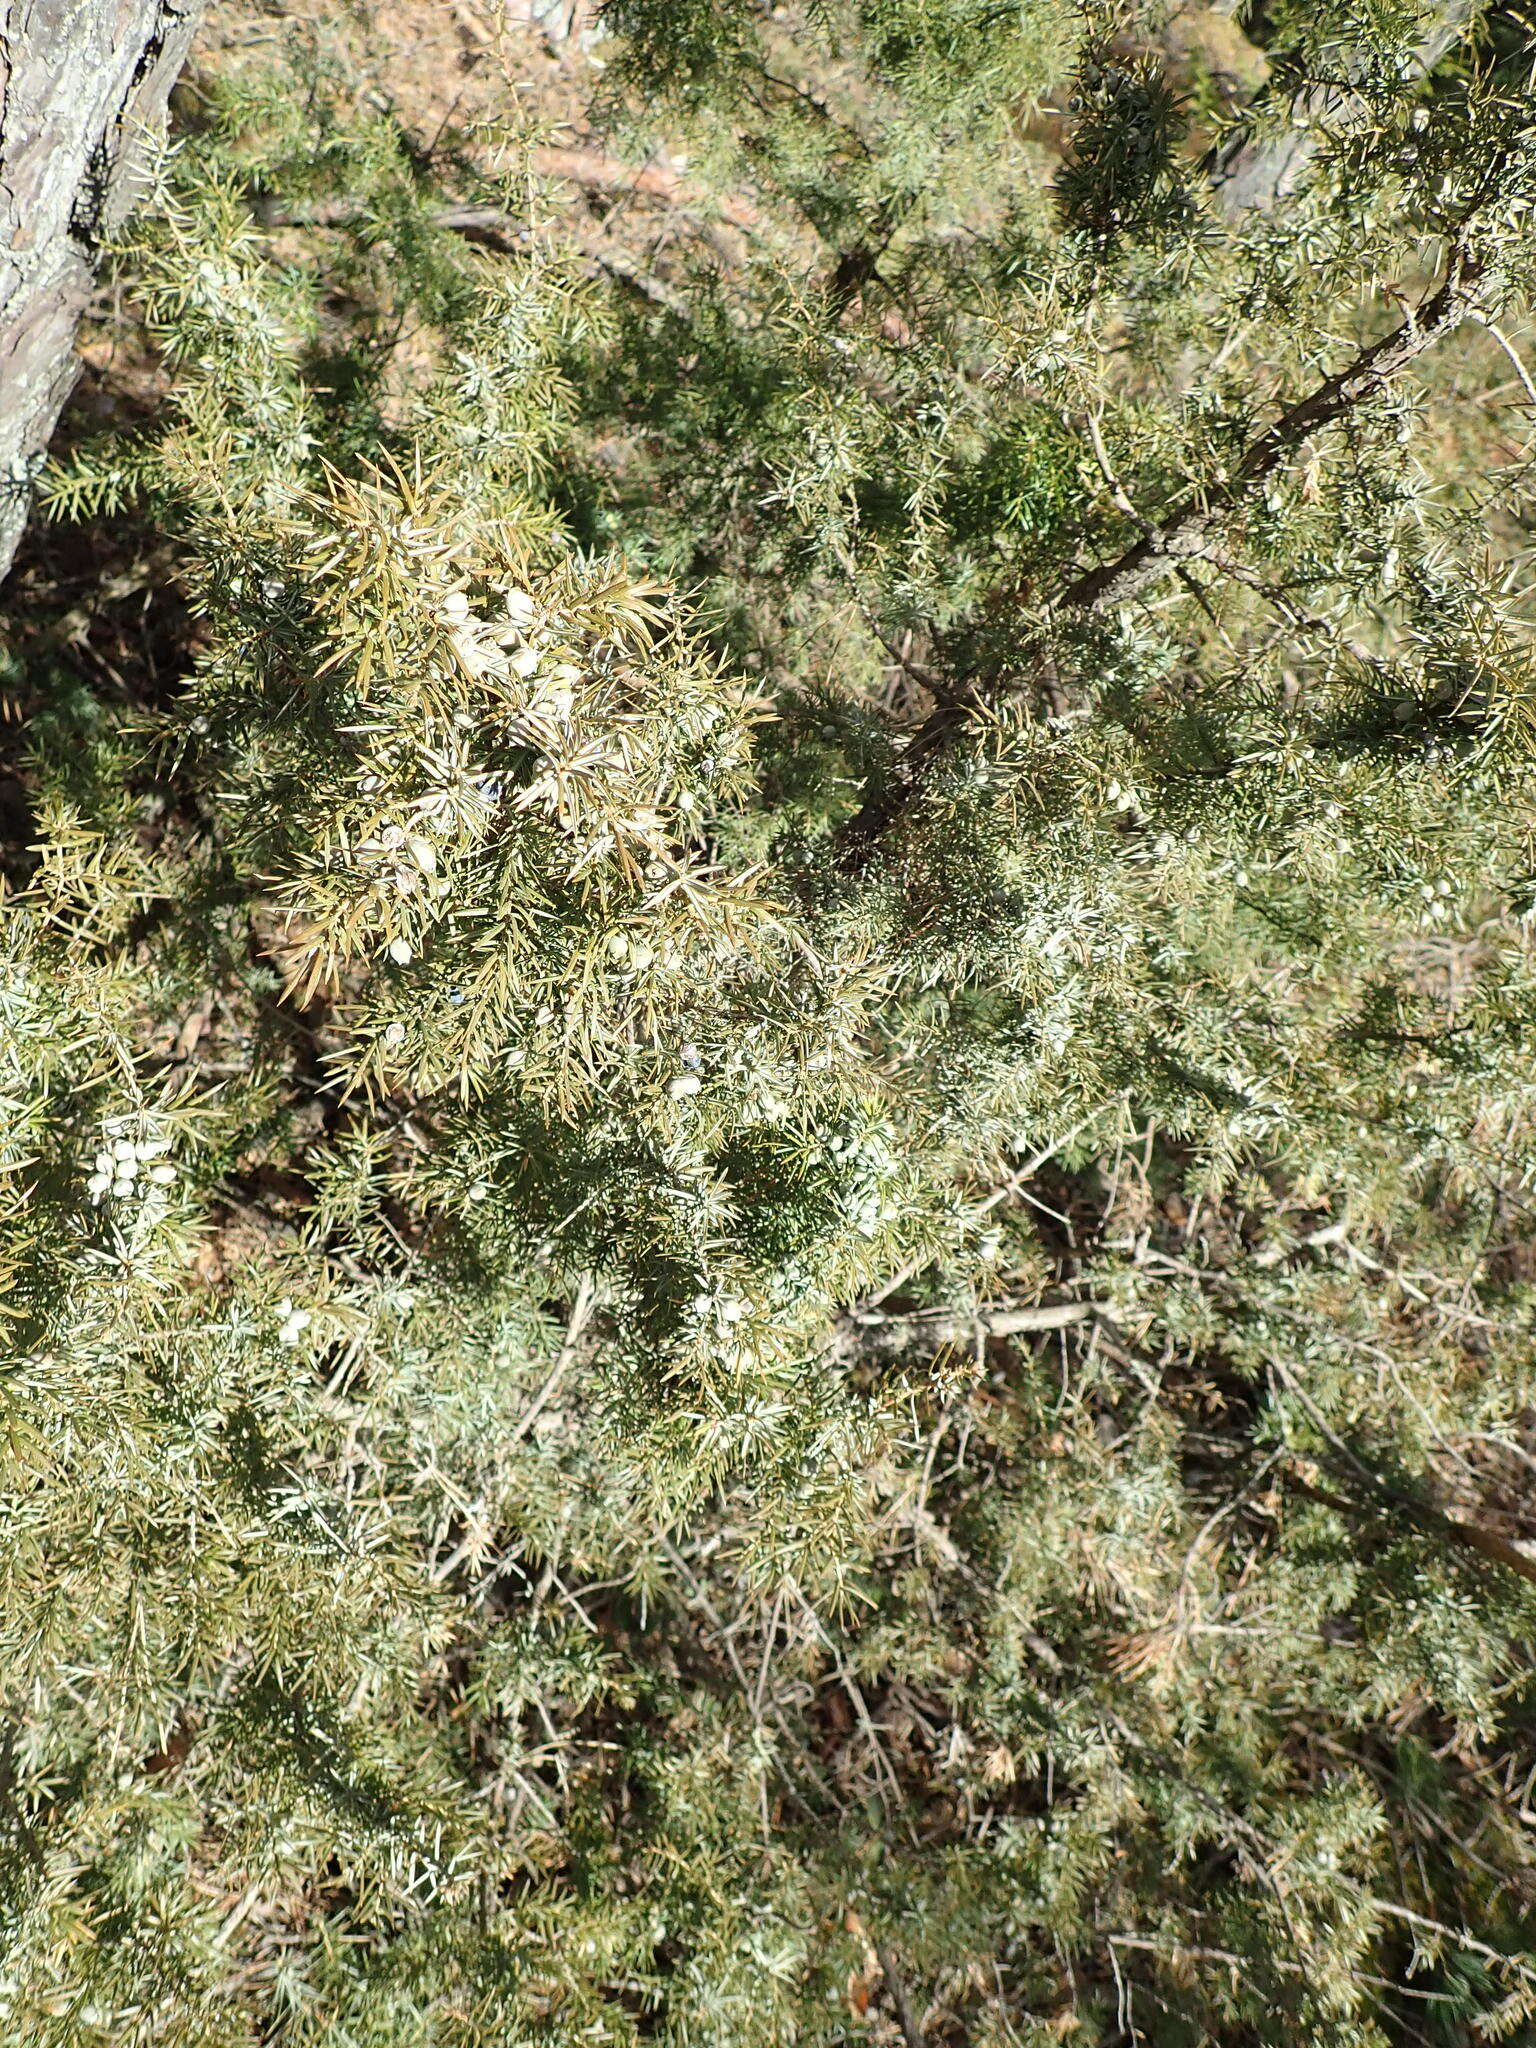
[6,1,1536,2043]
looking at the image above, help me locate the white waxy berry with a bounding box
[277,1304,312,1346]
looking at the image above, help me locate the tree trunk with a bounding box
[0,0,196,580]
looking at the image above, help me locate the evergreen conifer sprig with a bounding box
[4,0,1536,2041]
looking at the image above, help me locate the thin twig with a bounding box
[508,1274,595,1445]
[877,1946,928,2048]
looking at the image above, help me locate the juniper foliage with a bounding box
[6,1,1536,2042]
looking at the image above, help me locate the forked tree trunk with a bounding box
[0,0,196,579]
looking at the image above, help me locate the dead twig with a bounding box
[508,1274,595,1444]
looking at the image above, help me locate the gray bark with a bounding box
[1208,1,1480,218]
[0,0,196,580]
